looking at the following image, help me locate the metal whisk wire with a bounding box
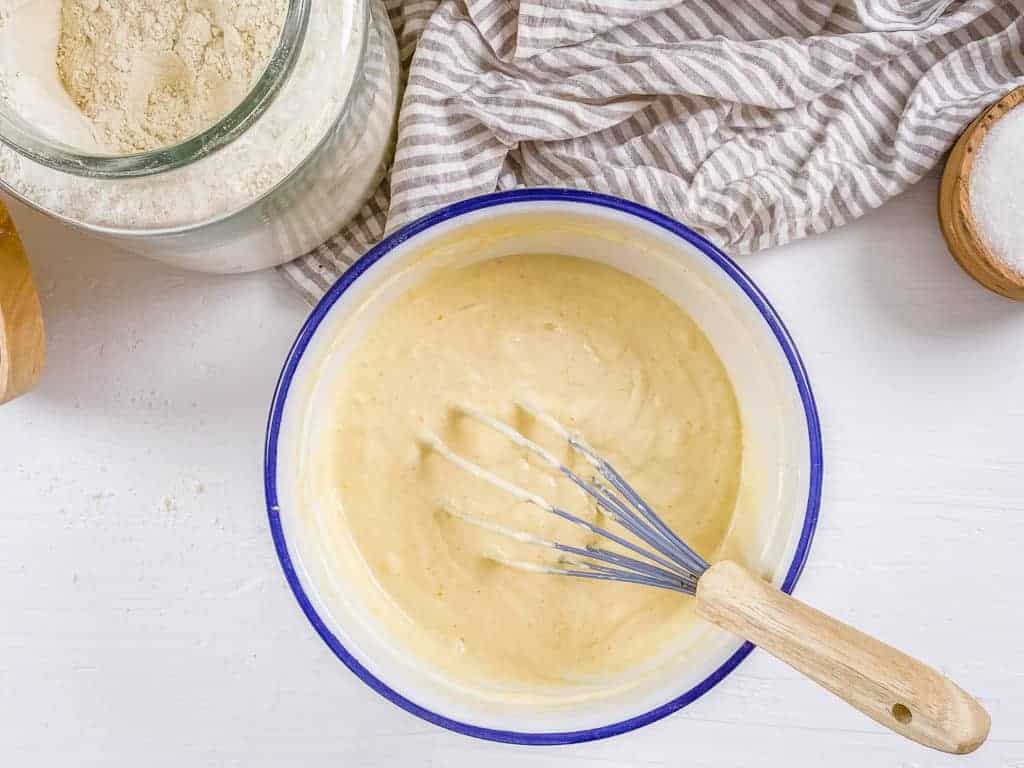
[420,404,993,753]
[422,401,710,595]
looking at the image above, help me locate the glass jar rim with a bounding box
[0,0,328,180]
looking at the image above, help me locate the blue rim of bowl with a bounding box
[264,188,823,746]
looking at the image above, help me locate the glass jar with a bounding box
[0,0,399,273]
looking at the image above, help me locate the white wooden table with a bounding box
[2,180,1021,767]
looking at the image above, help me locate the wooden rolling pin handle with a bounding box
[695,560,990,754]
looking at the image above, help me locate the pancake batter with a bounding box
[314,254,742,690]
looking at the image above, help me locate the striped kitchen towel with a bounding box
[283,0,1024,303]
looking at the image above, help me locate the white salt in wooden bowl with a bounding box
[939,86,1024,301]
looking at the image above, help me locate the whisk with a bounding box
[422,402,990,755]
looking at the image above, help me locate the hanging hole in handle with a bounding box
[892,703,913,724]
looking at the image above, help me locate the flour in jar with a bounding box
[56,0,287,152]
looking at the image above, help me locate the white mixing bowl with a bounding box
[265,189,822,744]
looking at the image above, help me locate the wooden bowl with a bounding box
[938,86,1024,301]
[0,200,45,405]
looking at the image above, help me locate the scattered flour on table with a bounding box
[969,104,1024,277]
[56,0,287,152]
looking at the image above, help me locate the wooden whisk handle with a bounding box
[695,560,990,754]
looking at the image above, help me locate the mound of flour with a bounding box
[56,0,287,153]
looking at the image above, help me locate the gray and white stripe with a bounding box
[283,0,1024,303]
